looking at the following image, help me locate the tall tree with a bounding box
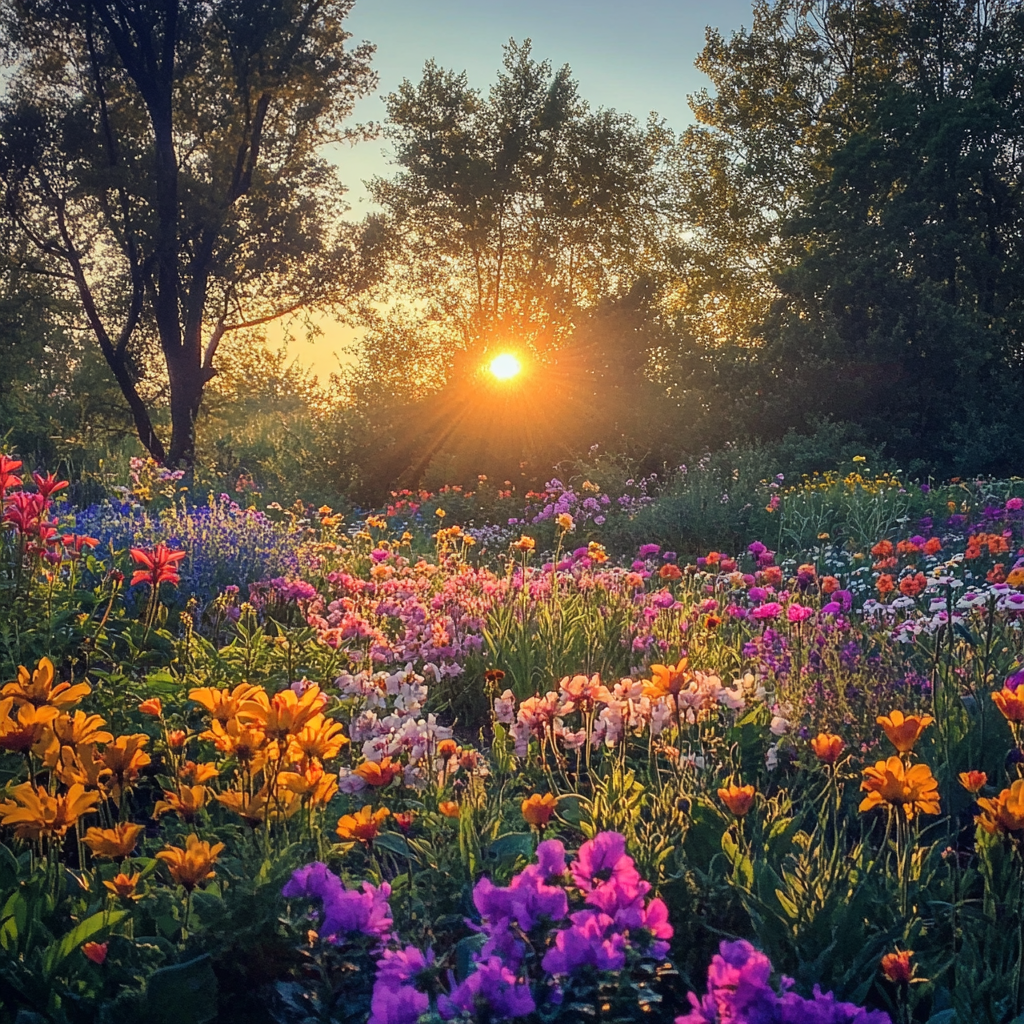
[354,40,673,389]
[0,0,378,466]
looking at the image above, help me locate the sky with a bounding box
[286,0,755,376]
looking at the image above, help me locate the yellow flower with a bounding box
[103,871,142,900]
[521,793,557,828]
[555,513,574,532]
[976,779,1024,836]
[337,804,389,843]
[278,761,338,805]
[0,782,99,841]
[82,822,144,860]
[153,785,209,823]
[587,541,608,564]
[859,757,940,817]
[57,743,112,792]
[156,834,224,891]
[512,535,536,552]
[718,783,756,817]
[2,657,91,710]
[877,710,934,753]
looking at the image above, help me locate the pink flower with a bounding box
[787,603,813,623]
[751,602,781,621]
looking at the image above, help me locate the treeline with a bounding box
[2,0,1024,501]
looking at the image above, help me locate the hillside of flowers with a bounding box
[3,452,1024,1024]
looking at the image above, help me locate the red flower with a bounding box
[3,491,49,535]
[82,941,108,965]
[130,544,186,588]
[32,471,68,501]
[0,454,22,494]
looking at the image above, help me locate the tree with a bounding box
[0,0,378,466]
[354,40,673,389]
[749,0,1024,471]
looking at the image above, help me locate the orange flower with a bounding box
[659,564,682,581]
[103,872,142,900]
[82,821,144,860]
[718,783,755,817]
[0,698,59,755]
[201,717,267,766]
[189,683,261,723]
[57,743,112,792]
[876,574,894,595]
[958,770,987,794]
[336,804,389,842]
[137,697,162,716]
[0,781,100,841]
[2,657,91,710]
[810,733,845,765]
[52,710,112,749]
[976,779,1024,836]
[859,757,940,817]
[354,757,401,787]
[522,793,557,828]
[156,833,224,891]
[820,575,840,594]
[82,941,108,965]
[437,738,459,759]
[178,760,219,785]
[394,810,416,832]
[99,734,151,802]
[287,714,348,763]
[645,658,693,699]
[239,685,324,741]
[167,729,187,749]
[992,687,1024,723]
[870,539,894,558]
[899,573,927,598]
[588,542,608,564]
[512,535,536,552]
[924,537,942,555]
[881,949,913,984]
[877,710,934,753]
[153,785,209,822]
[438,801,461,818]
[279,760,339,806]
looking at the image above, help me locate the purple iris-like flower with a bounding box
[437,956,536,1020]
[777,986,891,1023]
[638,543,661,559]
[375,944,434,987]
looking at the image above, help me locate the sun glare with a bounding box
[489,353,522,380]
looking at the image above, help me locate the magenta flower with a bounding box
[282,863,392,941]
[368,983,428,1024]
[787,604,813,623]
[752,602,782,621]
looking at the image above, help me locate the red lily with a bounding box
[3,491,48,533]
[32,471,68,501]
[0,454,22,495]
[130,544,186,588]
[62,534,100,558]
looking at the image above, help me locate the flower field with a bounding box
[3,453,1024,1023]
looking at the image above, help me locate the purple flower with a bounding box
[368,984,428,1024]
[438,956,535,1020]
[283,863,392,941]
[542,910,626,974]
[376,945,435,987]
[639,543,661,559]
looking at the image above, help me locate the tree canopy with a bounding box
[0,0,378,465]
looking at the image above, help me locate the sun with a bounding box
[488,353,522,380]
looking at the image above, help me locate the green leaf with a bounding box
[145,954,218,1024]
[484,832,535,864]
[42,909,127,978]
[373,832,413,858]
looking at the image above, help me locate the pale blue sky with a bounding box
[331,0,755,209]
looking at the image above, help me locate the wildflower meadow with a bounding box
[2,450,1024,1024]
